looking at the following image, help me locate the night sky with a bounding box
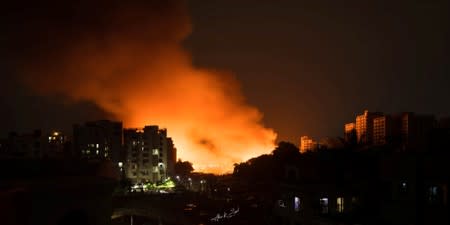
[1,0,449,145]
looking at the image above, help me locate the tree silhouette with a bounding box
[272,141,300,162]
[174,159,193,176]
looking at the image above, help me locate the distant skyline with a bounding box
[1,0,450,146]
[185,1,450,143]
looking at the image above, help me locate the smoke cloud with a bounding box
[2,0,276,173]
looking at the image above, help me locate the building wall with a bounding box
[0,130,71,159]
[356,110,383,145]
[374,116,390,145]
[344,122,356,143]
[166,137,176,177]
[4,130,45,158]
[73,120,123,163]
[401,113,435,151]
[124,126,175,184]
[300,136,316,153]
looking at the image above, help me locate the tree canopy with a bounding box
[174,159,194,176]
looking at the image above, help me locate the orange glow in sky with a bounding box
[121,67,277,174]
[18,1,277,173]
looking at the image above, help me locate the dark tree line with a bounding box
[233,141,379,184]
[174,159,194,176]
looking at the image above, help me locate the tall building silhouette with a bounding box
[401,113,435,151]
[73,120,123,163]
[373,115,402,146]
[355,110,383,145]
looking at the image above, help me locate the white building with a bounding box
[124,126,176,184]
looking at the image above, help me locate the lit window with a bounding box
[96,150,99,155]
[278,200,286,208]
[118,162,123,168]
[337,197,344,213]
[153,149,159,155]
[401,182,407,188]
[428,186,439,204]
[320,198,329,214]
[400,181,408,195]
[294,196,301,212]
[96,144,99,148]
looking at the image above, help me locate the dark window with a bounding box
[320,198,329,214]
[427,186,440,204]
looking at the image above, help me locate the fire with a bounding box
[122,68,276,173]
[8,1,277,173]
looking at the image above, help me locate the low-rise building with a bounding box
[344,122,356,144]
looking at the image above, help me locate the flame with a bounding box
[8,0,277,173]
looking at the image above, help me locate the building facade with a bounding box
[73,120,123,163]
[401,113,435,151]
[0,130,71,159]
[124,126,176,184]
[1,130,45,158]
[355,110,383,145]
[374,116,391,145]
[46,131,70,158]
[300,136,316,153]
[344,122,356,144]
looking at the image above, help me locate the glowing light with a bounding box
[320,198,329,214]
[17,1,277,174]
[294,196,301,212]
[337,197,344,213]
